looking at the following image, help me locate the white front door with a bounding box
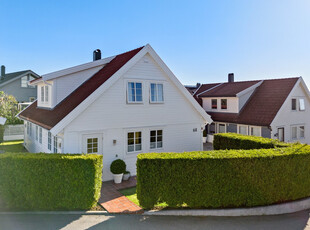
[82,134,102,154]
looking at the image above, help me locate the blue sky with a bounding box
[0,0,309,86]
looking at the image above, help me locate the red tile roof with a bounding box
[198,80,260,97]
[206,78,299,126]
[19,46,144,130]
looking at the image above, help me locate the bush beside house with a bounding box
[0,153,103,210]
[136,145,310,209]
[213,133,289,150]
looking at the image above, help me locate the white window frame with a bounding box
[221,99,227,110]
[150,129,163,149]
[127,81,143,103]
[211,99,217,109]
[53,136,58,153]
[249,126,261,137]
[45,85,49,102]
[217,123,227,133]
[41,86,44,102]
[299,126,305,139]
[150,83,164,103]
[237,124,248,135]
[299,98,305,111]
[291,126,298,140]
[48,132,52,150]
[127,131,142,153]
[29,123,32,137]
[291,98,297,111]
[39,127,42,144]
[35,125,38,141]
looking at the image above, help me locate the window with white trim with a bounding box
[21,75,35,88]
[211,99,217,109]
[238,125,248,135]
[48,132,52,150]
[250,126,261,136]
[150,83,164,103]
[299,98,305,111]
[291,126,298,139]
[26,122,29,135]
[300,126,305,138]
[150,130,163,149]
[127,131,142,152]
[35,125,38,141]
[292,98,297,111]
[39,127,42,144]
[45,86,49,102]
[87,138,98,154]
[218,124,226,133]
[221,99,227,110]
[127,82,142,103]
[41,86,44,102]
[29,123,32,137]
[53,136,58,153]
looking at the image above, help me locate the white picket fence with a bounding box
[3,124,24,141]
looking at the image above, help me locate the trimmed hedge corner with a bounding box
[0,153,103,210]
[213,133,289,150]
[136,145,310,209]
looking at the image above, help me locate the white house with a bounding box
[18,44,212,181]
[188,73,310,144]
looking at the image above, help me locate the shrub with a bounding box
[136,145,310,209]
[110,159,126,174]
[213,133,289,150]
[0,153,103,210]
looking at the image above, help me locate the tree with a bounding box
[0,91,23,125]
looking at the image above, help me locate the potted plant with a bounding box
[110,159,126,184]
[203,129,207,143]
[123,171,131,181]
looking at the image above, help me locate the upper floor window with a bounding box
[211,99,217,109]
[41,86,44,102]
[150,83,164,103]
[21,75,35,88]
[221,99,227,109]
[128,82,142,103]
[45,86,49,102]
[127,131,142,152]
[292,99,297,111]
[299,98,305,111]
[150,130,163,149]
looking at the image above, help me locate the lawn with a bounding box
[119,186,168,209]
[0,140,27,152]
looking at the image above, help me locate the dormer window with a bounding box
[45,86,49,102]
[41,86,44,102]
[127,82,143,103]
[211,99,217,109]
[221,99,227,109]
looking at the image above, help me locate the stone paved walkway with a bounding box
[99,176,143,214]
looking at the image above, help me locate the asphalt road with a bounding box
[0,210,309,230]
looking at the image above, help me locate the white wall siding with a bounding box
[271,80,310,144]
[63,53,205,181]
[24,121,52,153]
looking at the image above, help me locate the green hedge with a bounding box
[0,153,103,210]
[136,145,310,209]
[213,133,289,150]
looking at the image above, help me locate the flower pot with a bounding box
[113,173,123,184]
[203,137,207,143]
[123,172,131,181]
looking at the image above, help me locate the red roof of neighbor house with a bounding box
[198,80,260,97]
[19,46,144,130]
[206,78,299,126]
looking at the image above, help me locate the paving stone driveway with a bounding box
[99,176,143,214]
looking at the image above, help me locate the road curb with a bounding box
[0,211,108,215]
[144,197,310,217]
